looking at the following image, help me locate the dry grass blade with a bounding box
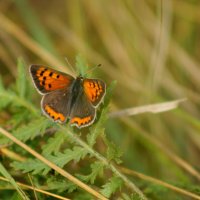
[0,162,28,200]
[124,119,200,181]
[0,127,108,200]
[109,98,187,118]
[0,13,68,73]
[0,148,26,161]
[120,167,200,200]
[0,176,70,200]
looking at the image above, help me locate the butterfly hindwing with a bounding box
[30,65,74,94]
[41,88,72,123]
[70,91,96,128]
[83,78,106,107]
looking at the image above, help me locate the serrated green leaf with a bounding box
[12,159,50,175]
[0,162,29,200]
[103,134,123,164]
[42,131,66,155]
[87,113,106,147]
[0,89,37,114]
[47,177,77,193]
[47,146,88,168]
[12,146,88,175]
[77,161,104,184]
[17,58,26,98]
[14,118,51,141]
[100,176,123,198]
[0,118,52,145]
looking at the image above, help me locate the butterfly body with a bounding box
[30,65,106,128]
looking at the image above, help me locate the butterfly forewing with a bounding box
[83,78,106,107]
[30,65,74,94]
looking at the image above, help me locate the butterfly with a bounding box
[29,65,106,128]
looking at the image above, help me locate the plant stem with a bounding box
[59,125,147,200]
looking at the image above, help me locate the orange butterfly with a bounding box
[29,65,106,128]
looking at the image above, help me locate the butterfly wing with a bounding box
[83,78,106,107]
[41,87,72,123]
[69,91,96,128]
[30,64,74,94]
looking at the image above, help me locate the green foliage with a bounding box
[119,193,143,200]
[0,162,29,200]
[103,133,123,164]
[143,183,171,200]
[47,177,77,193]
[12,146,88,175]
[87,81,116,147]
[77,161,104,184]
[16,58,26,98]
[10,193,24,200]
[0,58,145,199]
[100,176,123,198]
[12,159,50,175]
[0,76,14,111]
[0,118,51,145]
[75,54,88,76]
[73,192,93,200]
[42,131,67,155]
[2,55,198,200]
[14,0,58,55]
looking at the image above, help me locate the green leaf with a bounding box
[47,146,88,168]
[10,192,24,200]
[77,161,104,184]
[12,159,50,175]
[103,134,123,164]
[17,58,26,98]
[0,118,52,145]
[0,78,12,110]
[0,89,37,114]
[14,118,51,141]
[75,54,88,76]
[120,193,142,200]
[9,110,30,127]
[12,146,88,175]
[47,177,77,193]
[0,162,29,200]
[104,80,117,107]
[100,176,123,198]
[42,131,66,155]
[87,81,116,147]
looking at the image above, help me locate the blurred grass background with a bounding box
[0,0,200,199]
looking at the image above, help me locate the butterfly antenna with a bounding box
[85,64,101,76]
[64,57,76,74]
